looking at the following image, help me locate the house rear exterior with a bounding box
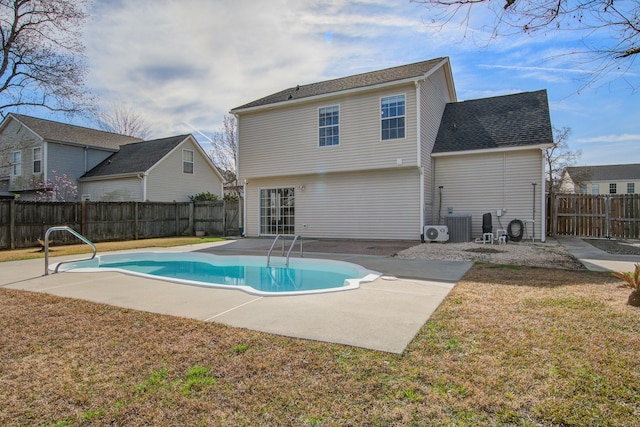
[232,57,554,241]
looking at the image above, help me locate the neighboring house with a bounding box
[0,114,224,202]
[561,164,640,194]
[79,135,224,202]
[0,113,142,200]
[231,57,554,241]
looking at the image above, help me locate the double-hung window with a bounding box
[12,151,21,176]
[592,184,600,194]
[319,105,339,147]
[610,183,617,194]
[33,147,42,174]
[381,94,405,140]
[627,183,635,194]
[183,149,194,174]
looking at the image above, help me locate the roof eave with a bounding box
[432,142,554,157]
[79,172,146,182]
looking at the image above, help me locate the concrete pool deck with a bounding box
[1,239,473,354]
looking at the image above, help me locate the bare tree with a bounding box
[414,0,640,87]
[208,114,239,196]
[0,0,91,116]
[546,126,581,195]
[96,103,152,139]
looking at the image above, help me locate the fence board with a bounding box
[548,194,640,239]
[0,199,241,249]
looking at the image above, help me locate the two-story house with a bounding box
[231,57,554,241]
[561,164,640,194]
[0,114,224,202]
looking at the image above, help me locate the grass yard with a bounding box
[1,264,638,426]
[0,237,224,262]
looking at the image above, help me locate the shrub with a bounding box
[188,192,219,201]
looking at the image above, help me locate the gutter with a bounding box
[79,172,146,182]
[431,143,555,157]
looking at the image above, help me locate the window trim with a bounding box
[33,147,42,174]
[592,183,600,195]
[380,93,406,141]
[627,182,635,194]
[182,149,194,174]
[11,150,21,176]
[318,105,340,147]
[609,183,617,194]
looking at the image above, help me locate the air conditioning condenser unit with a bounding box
[423,225,449,242]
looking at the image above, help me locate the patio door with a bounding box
[259,187,295,235]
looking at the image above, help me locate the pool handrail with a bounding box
[44,226,97,275]
[267,234,303,267]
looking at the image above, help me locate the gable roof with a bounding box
[6,113,143,149]
[232,57,450,111]
[565,164,640,181]
[81,135,190,179]
[433,90,553,154]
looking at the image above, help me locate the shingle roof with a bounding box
[81,135,189,178]
[232,57,447,110]
[433,90,553,153]
[565,164,640,181]
[9,114,143,149]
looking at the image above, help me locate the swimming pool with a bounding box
[55,252,381,296]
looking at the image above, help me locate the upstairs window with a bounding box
[627,183,635,194]
[610,183,617,194]
[33,147,42,174]
[319,105,339,147]
[12,151,21,176]
[183,149,194,174]
[381,94,405,140]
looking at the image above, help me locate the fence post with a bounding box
[9,199,16,250]
[222,200,227,236]
[134,202,139,240]
[188,202,194,235]
[175,202,179,236]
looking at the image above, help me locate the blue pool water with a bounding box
[56,252,381,296]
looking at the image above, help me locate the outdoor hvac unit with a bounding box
[424,225,449,242]
[445,214,473,243]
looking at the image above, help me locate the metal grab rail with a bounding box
[267,234,303,267]
[44,226,97,275]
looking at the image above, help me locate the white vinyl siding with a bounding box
[146,139,223,202]
[238,84,418,179]
[434,150,544,240]
[80,177,143,201]
[245,168,421,240]
[420,67,454,224]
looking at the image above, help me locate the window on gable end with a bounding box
[319,105,339,147]
[33,147,42,174]
[183,149,194,174]
[12,151,21,176]
[381,94,405,140]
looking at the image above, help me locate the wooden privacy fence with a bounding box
[0,200,241,250]
[547,194,640,239]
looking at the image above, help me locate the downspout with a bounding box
[138,173,147,201]
[416,80,425,238]
[540,148,547,242]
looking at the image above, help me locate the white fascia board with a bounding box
[431,143,554,157]
[79,172,143,182]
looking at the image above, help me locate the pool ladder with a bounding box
[267,234,303,267]
[44,226,97,275]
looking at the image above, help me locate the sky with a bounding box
[48,0,640,166]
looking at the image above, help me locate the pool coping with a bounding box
[1,240,473,354]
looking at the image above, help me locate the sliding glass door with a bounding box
[259,187,295,235]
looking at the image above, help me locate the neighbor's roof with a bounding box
[565,164,640,181]
[7,114,143,149]
[81,135,190,178]
[433,90,553,154]
[232,57,448,111]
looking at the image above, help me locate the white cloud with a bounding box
[576,134,640,144]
